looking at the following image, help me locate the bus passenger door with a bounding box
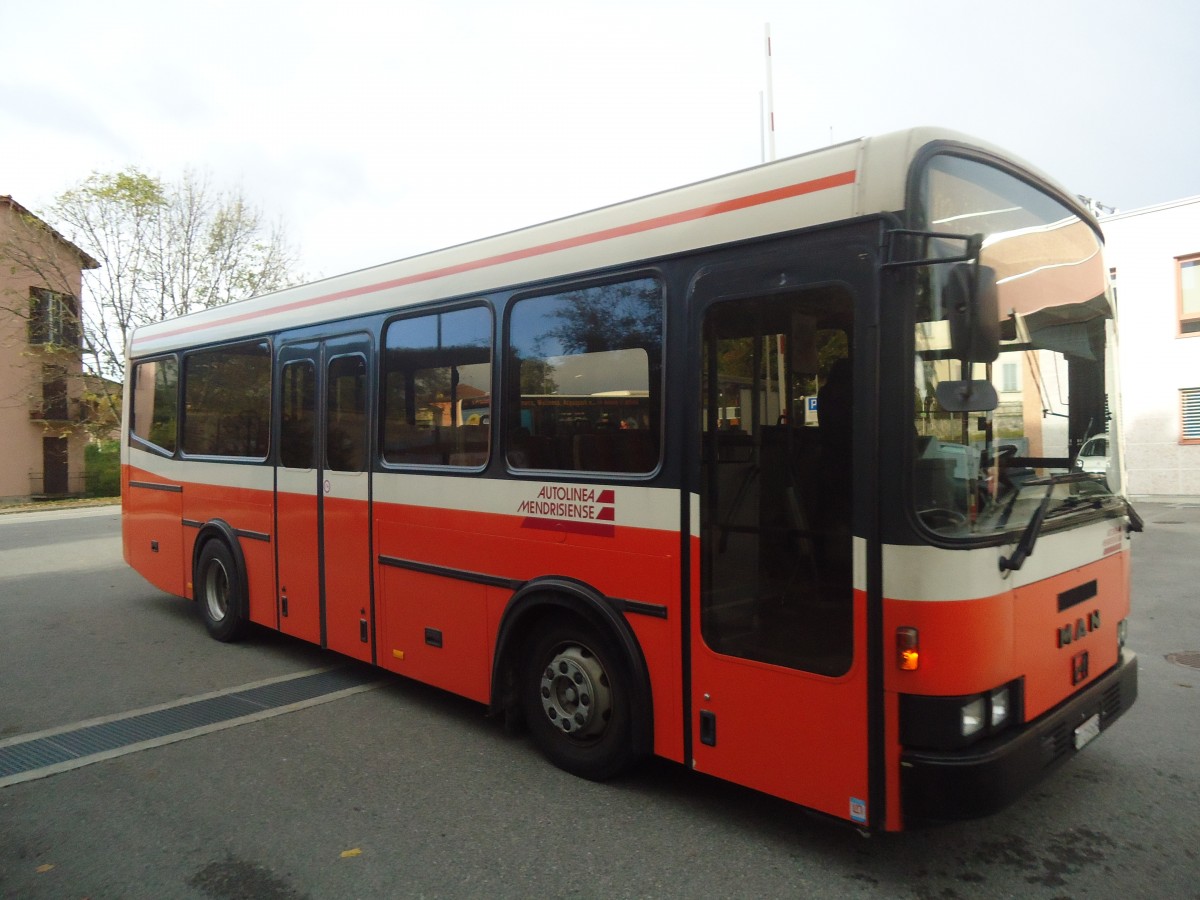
[320,335,375,663]
[690,271,871,827]
[275,335,375,663]
[276,342,321,644]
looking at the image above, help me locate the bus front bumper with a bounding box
[900,649,1138,825]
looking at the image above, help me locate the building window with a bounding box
[1180,254,1200,336]
[1000,361,1020,393]
[1183,387,1200,444]
[40,364,69,420]
[29,287,81,347]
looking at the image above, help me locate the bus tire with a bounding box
[522,614,637,781]
[196,539,248,643]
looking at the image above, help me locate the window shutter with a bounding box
[1183,388,1200,442]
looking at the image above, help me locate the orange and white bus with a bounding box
[122,127,1139,831]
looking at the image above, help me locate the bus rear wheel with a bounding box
[522,616,637,781]
[196,539,248,643]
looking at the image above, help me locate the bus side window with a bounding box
[505,277,663,474]
[327,356,366,472]
[279,360,316,469]
[130,357,179,454]
[382,305,492,468]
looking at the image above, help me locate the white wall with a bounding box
[1102,197,1200,498]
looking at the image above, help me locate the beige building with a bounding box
[0,196,100,502]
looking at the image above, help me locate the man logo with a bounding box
[1057,610,1101,649]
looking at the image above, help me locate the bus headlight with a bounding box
[989,686,1010,730]
[900,679,1023,750]
[960,697,986,737]
[1117,618,1128,650]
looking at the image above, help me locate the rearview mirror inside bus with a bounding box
[935,377,998,412]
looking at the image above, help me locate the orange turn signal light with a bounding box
[896,626,920,671]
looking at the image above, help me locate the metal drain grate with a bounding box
[0,666,383,786]
[1166,651,1200,670]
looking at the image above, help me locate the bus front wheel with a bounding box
[522,615,637,781]
[196,539,248,643]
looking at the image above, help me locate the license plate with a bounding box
[1074,713,1101,750]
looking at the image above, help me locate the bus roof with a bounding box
[128,127,1062,358]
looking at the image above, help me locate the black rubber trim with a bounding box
[607,598,669,620]
[379,555,523,591]
[378,555,667,619]
[234,529,272,543]
[184,521,270,544]
[129,480,183,493]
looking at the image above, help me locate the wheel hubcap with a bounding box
[540,645,612,738]
[204,559,229,622]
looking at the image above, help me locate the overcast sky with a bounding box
[3,0,1197,281]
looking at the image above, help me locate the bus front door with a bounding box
[275,335,375,662]
[691,276,871,826]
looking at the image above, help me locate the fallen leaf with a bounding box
[340,848,362,859]
[36,864,54,874]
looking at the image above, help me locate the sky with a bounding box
[3,0,1198,281]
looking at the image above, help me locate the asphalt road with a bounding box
[0,501,1197,899]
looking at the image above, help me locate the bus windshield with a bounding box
[911,154,1125,538]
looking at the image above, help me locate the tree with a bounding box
[47,167,302,386]
[540,280,662,355]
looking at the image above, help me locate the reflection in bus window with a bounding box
[182,341,271,458]
[326,355,367,472]
[382,305,492,467]
[700,288,854,676]
[279,359,316,469]
[130,356,178,454]
[506,278,663,473]
[912,155,1122,537]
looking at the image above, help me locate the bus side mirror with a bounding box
[938,262,1000,412]
[945,263,999,364]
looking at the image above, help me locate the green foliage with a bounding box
[59,168,166,210]
[84,440,121,497]
[46,166,302,382]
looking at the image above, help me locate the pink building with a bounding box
[0,196,100,501]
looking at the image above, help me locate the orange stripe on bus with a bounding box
[136,170,857,348]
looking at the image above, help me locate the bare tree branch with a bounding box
[45,167,303,382]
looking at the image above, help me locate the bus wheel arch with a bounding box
[492,579,653,779]
[192,521,250,643]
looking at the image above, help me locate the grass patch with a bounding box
[85,440,121,497]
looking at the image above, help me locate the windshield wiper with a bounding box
[1125,498,1145,533]
[998,471,1111,572]
[999,478,1057,572]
